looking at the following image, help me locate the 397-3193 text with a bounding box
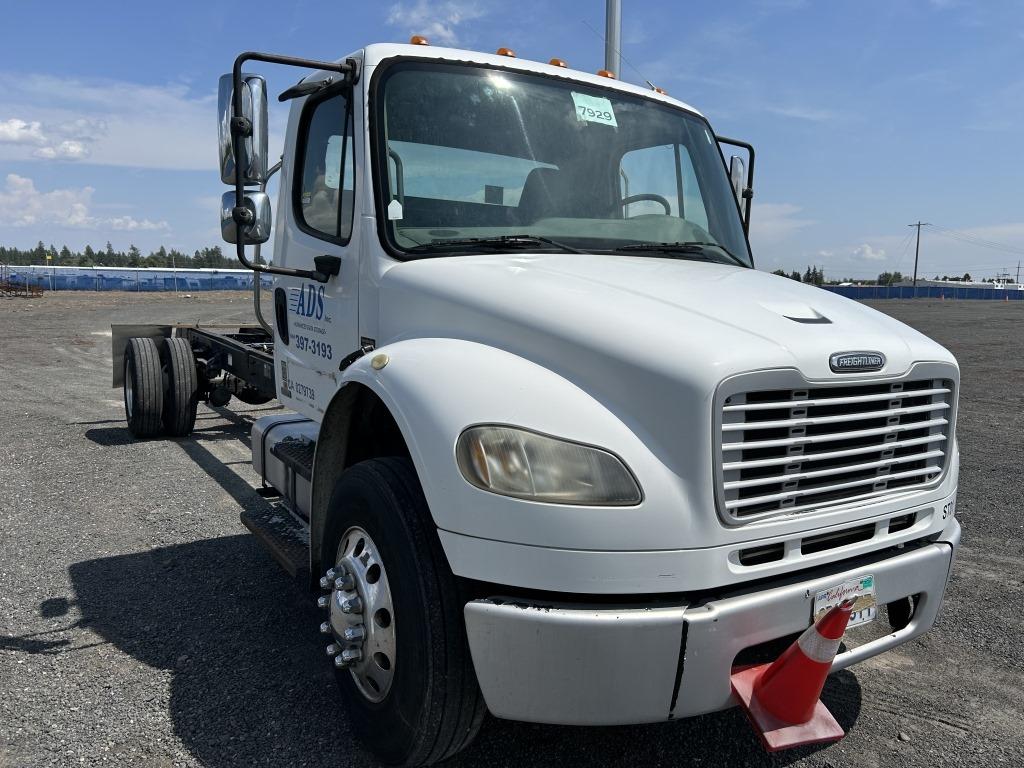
[294,335,333,360]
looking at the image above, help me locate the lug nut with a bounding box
[341,648,362,664]
[326,567,339,579]
[319,622,331,634]
[326,643,341,656]
[342,624,366,642]
[334,574,354,590]
[340,596,362,614]
[319,575,333,590]
[317,595,329,609]
[333,654,349,668]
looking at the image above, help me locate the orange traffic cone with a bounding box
[731,598,856,751]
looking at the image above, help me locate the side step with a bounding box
[253,415,317,519]
[271,436,315,480]
[240,506,310,581]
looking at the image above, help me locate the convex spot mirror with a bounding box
[221,191,271,244]
[729,155,746,209]
[218,73,269,185]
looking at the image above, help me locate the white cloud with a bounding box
[32,140,90,160]
[386,0,486,46]
[0,174,168,232]
[766,105,837,122]
[852,243,887,261]
[0,118,47,145]
[0,73,217,170]
[0,116,99,160]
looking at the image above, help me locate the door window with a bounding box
[295,91,355,241]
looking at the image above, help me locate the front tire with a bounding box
[123,337,163,438]
[319,458,485,766]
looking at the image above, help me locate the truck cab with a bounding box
[118,40,960,766]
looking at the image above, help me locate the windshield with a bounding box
[375,61,752,267]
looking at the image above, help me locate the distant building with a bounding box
[895,278,1024,291]
[1,265,271,291]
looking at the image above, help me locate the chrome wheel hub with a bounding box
[319,526,395,702]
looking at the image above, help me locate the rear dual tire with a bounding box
[161,337,199,437]
[123,337,163,438]
[122,336,198,438]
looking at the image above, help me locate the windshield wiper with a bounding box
[613,241,745,266]
[404,234,583,255]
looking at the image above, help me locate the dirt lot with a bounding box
[1,292,1022,767]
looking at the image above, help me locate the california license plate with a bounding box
[813,574,876,628]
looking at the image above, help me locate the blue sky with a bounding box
[1,0,1023,279]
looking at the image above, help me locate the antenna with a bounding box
[604,0,621,75]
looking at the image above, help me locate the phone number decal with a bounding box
[294,335,333,360]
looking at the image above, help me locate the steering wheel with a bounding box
[619,193,672,216]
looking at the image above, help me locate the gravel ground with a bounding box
[1,292,1022,767]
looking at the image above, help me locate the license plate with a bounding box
[813,574,876,628]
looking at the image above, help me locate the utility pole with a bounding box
[908,221,930,290]
[604,0,621,75]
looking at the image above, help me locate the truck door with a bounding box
[273,84,360,418]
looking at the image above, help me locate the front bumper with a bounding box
[464,519,959,726]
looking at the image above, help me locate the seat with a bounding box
[517,167,574,223]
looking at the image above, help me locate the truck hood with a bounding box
[378,253,955,388]
[377,253,958,548]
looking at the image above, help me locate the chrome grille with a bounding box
[719,376,954,522]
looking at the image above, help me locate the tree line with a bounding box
[770,266,828,285]
[770,267,977,286]
[0,241,242,269]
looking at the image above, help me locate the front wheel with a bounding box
[318,458,485,766]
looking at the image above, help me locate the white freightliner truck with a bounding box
[112,40,961,765]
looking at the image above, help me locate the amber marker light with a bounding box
[549,58,568,68]
[596,69,616,79]
[410,35,429,45]
[496,47,516,57]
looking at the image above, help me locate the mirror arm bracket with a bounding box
[230,115,253,138]
[230,51,356,282]
[716,135,756,234]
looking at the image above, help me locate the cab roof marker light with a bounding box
[496,47,516,57]
[409,35,429,46]
[596,69,616,79]
[549,58,568,68]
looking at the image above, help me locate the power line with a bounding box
[889,230,916,277]
[933,225,1024,252]
[580,16,649,83]
[929,226,1024,256]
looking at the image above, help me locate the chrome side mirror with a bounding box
[220,191,271,244]
[729,155,746,209]
[218,73,269,185]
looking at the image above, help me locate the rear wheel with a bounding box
[123,337,163,438]
[318,458,485,766]
[161,337,198,437]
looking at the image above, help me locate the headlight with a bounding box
[456,425,642,505]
